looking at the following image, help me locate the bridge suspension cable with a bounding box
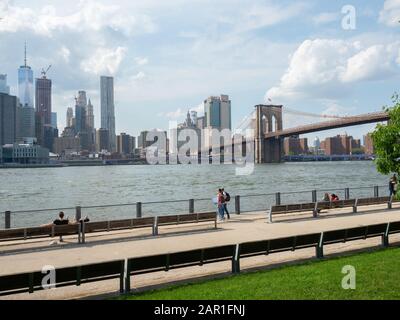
[283,107,350,119]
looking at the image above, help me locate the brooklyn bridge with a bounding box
[210,105,390,164]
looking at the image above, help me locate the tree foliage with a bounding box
[372,93,400,175]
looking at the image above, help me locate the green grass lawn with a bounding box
[120,247,400,300]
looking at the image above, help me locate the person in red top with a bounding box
[217,189,225,221]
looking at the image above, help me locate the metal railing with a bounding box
[0,184,389,229]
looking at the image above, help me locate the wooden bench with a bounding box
[0,212,217,244]
[0,259,125,296]
[268,196,395,223]
[153,212,217,236]
[0,224,82,243]
[317,223,390,258]
[82,217,156,242]
[125,244,235,290]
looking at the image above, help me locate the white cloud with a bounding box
[266,38,400,101]
[81,46,127,75]
[379,0,400,27]
[131,71,146,81]
[158,108,186,120]
[0,1,156,37]
[58,46,71,63]
[134,57,148,66]
[313,12,340,25]
[237,2,308,32]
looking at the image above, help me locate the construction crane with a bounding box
[41,65,52,78]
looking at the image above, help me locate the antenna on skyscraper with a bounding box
[24,41,27,67]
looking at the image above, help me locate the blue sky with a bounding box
[0,0,399,142]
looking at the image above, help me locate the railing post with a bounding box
[75,206,82,222]
[345,188,350,200]
[275,192,281,206]
[312,190,317,203]
[235,196,241,215]
[5,211,11,229]
[136,202,142,218]
[374,186,379,198]
[189,199,194,213]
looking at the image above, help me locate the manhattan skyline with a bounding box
[0,0,399,140]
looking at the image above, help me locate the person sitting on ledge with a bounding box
[330,194,339,202]
[323,193,331,202]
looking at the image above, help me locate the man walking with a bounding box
[390,174,398,197]
[222,188,231,219]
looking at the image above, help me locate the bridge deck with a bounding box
[264,111,389,139]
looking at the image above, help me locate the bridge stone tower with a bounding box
[255,105,284,164]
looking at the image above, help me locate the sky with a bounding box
[0,0,399,143]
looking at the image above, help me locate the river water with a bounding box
[0,162,390,228]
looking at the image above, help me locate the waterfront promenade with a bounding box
[1,203,400,300]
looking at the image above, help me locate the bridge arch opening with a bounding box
[271,115,278,132]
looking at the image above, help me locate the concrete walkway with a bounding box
[1,203,400,300]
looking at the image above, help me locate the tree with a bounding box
[372,94,400,175]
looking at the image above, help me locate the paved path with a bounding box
[1,203,400,300]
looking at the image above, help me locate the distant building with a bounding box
[17,105,35,140]
[351,138,361,150]
[96,128,109,152]
[51,112,57,129]
[18,44,34,109]
[323,135,352,155]
[17,45,35,139]
[0,74,10,94]
[196,116,205,129]
[86,99,95,152]
[43,124,58,152]
[364,134,375,155]
[1,143,49,164]
[61,126,76,138]
[117,133,133,155]
[100,76,116,152]
[204,95,231,130]
[284,136,309,156]
[53,136,81,155]
[35,74,52,125]
[0,93,18,146]
[35,112,44,146]
[66,107,74,128]
[75,91,87,134]
[86,99,94,129]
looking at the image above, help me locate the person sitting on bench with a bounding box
[41,212,70,244]
[53,212,69,226]
[331,194,339,202]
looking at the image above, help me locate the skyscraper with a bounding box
[75,91,87,134]
[86,99,94,129]
[35,73,52,125]
[17,43,35,139]
[0,74,10,94]
[66,107,74,128]
[86,99,95,152]
[0,93,18,146]
[101,76,116,152]
[204,95,232,130]
[51,112,57,129]
[18,44,34,108]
